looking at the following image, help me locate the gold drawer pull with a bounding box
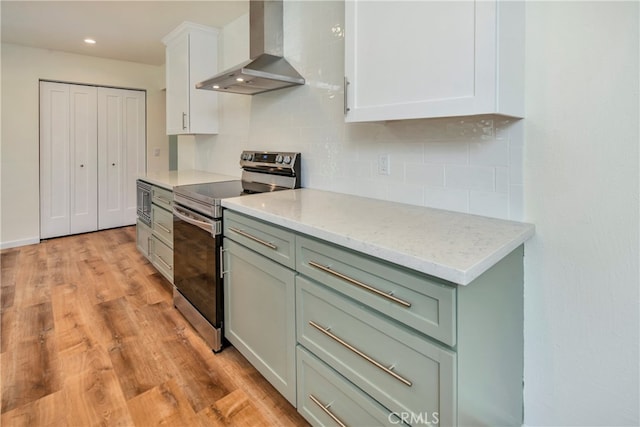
[155,254,172,271]
[228,227,277,250]
[155,196,172,204]
[155,222,171,234]
[309,320,412,387]
[308,261,411,308]
[309,394,347,427]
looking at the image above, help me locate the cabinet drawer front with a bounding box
[152,186,173,211]
[223,210,295,269]
[297,277,456,426]
[223,238,297,405]
[151,235,173,283]
[151,204,174,247]
[136,219,152,259]
[297,236,456,346]
[297,346,407,427]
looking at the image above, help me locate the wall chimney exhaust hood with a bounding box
[196,0,304,95]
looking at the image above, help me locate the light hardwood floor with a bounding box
[0,226,309,426]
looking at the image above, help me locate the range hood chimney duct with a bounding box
[196,0,305,95]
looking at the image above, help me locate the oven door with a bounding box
[172,204,223,327]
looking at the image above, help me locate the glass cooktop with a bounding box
[174,180,244,206]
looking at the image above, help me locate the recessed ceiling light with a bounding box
[84,38,96,44]
[236,78,244,82]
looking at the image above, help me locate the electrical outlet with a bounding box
[378,154,390,175]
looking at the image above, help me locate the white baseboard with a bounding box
[1,237,41,250]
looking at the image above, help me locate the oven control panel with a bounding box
[240,151,300,173]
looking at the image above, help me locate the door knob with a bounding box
[80,164,84,168]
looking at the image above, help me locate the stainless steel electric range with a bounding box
[172,151,300,352]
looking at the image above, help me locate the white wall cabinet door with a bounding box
[165,32,190,134]
[98,87,146,230]
[163,22,219,135]
[40,82,98,239]
[344,0,524,123]
[40,82,145,239]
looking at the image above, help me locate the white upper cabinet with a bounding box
[163,22,219,135]
[344,0,524,123]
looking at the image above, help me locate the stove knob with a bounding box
[247,153,254,161]
[276,155,283,163]
[283,155,292,164]
[241,153,246,161]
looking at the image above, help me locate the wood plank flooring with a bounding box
[0,227,309,426]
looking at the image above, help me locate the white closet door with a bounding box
[70,85,98,234]
[98,87,146,229]
[40,82,97,239]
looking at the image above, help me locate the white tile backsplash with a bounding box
[190,1,524,220]
[445,165,496,192]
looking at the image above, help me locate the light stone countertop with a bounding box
[221,188,535,285]
[139,170,239,190]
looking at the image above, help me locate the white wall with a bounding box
[523,2,639,425]
[191,3,525,221]
[0,43,166,248]
[190,1,639,425]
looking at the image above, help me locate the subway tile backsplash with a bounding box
[188,1,523,221]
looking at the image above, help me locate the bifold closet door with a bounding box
[97,87,146,229]
[40,82,98,239]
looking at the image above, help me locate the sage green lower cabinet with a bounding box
[136,219,152,260]
[150,235,173,283]
[296,235,457,347]
[223,237,297,405]
[222,210,524,426]
[297,346,408,427]
[297,276,456,426]
[137,182,174,284]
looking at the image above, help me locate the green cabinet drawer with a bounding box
[224,210,296,269]
[297,346,407,427]
[223,238,297,405]
[150,235,173,283]
[151,203,173,248]
[297,236,456,346]
[136,219,152,260]
[297,276,456,426]
[151,185,173,211]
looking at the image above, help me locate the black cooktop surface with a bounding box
[174,180,244,205]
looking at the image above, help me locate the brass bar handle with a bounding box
[309,320,412,387]
[182,112,187,130]
[308,261,411,308]
[156,254,172,271]
[156,223,171,234]
[228,227,277,250]
[156,196,172,205]
[309,394,347,427]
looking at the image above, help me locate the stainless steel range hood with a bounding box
[196,0,304,95]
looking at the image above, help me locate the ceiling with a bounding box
[0,1,249,66]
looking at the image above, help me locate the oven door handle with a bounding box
[173,206,213,233]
